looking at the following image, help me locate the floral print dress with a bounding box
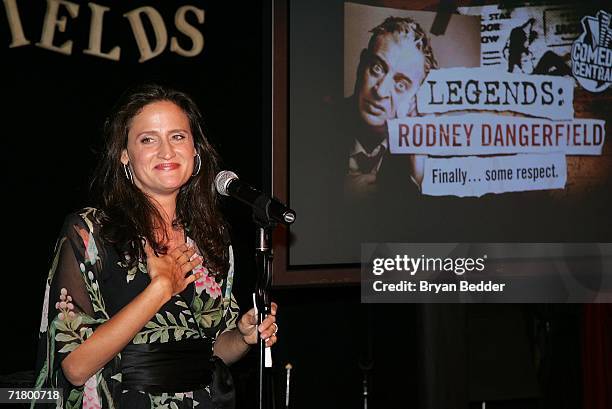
[32,208,240,409]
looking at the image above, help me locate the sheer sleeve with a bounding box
[215,245,240,338]
[193,244,241,340]
[32,209,110,407]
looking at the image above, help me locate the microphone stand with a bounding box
[253,205,276,409]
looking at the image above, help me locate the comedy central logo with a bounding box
[571,10,612,93]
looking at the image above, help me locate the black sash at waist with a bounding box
[121,338,213,394]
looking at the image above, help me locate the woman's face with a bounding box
[121,100,197,199]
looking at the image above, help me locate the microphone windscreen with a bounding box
[214,170,238,196]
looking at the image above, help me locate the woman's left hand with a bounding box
[237,302,278,347]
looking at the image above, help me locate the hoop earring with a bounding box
[123,163,134,184]
[192,153,201,176]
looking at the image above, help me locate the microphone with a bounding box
[215,170,296,225]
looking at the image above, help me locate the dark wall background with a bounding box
[0,1,596,408]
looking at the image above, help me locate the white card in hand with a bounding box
[252,293,273,367]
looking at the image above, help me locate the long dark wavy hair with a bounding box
[91,83,229,278]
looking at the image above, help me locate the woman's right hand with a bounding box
[144,243,203,299]
[61,242,203,386]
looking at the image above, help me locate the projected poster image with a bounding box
[288,1,611,267]
[342,3,480,199]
